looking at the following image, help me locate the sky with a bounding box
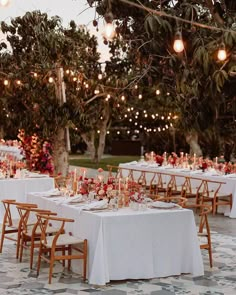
[0,0,109,61]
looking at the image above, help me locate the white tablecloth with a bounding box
[119,163,236,218]
[0,177,55,219]
[27,194,204,285]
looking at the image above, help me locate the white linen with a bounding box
[0,177,55,219]
[27,194,204,285]
[119,163,236,218]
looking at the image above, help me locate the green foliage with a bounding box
[89,0,236,140]
[0,11,101,140]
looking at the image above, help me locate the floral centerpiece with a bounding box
[168,152,178,167]
[18,129,54,175]
[155,154,164,166]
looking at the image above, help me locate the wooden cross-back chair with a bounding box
[0,199,38,258]
[198,179,232,215]
[16,205,58,269]
[36,214,88,284]
[186,203,213,268]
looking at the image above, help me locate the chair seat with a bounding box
[23,225,59,236]
[42,234,84,247]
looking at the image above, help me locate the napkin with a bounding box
[223,173,236,178]
[32,188,61,197]
[82,199,108,211]
[151,201,180,209]
[63,194,84,204]
[126,161,138,165]
[27,172,48,178]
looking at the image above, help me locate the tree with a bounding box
[87,0,236,157]
[0,11,100,174]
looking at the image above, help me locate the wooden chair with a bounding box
[149,172,171,196]
[0,199,38,258]
[36,214,88,284]
[16,206,58,269]
[186,204,213,267]
[198,180,232,215]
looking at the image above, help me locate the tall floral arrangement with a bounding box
[18,129,54,174]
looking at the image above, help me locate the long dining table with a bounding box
[119,162,236,218]
[0,175,55,219]
[27,193,204,286]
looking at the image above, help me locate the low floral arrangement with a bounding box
[129,191,144,203]
[18,129,54,175]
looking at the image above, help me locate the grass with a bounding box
[69,155,140,171]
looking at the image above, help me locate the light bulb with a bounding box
[173,39,184,53]
[104,22,115,39]
[217,48,227,61]
[0,0,10,7]
[98,73,103,80]
[3,79,9,86]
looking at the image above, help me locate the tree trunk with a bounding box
[97,104,110,162]
[185,131,202,156]
[52,66,69,175]
[81,131,96,161]
[81,104,110,163]
[53,128,69,176]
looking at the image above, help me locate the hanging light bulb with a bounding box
[104,11,115,40]
[0,0,11,7]
[3,79,9,86]
[217,43,227,61]
[104,22,115,39]
[173,31,184,53]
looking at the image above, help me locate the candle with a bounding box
[83,169,86,180]
[74,168,77,182]
[216,157,218,164]
[180,152,184,158]
[126,177,129,190]
[118,178,121,194]
[193,153,196,164]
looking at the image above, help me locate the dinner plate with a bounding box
[151,201,180,209]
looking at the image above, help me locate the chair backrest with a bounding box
[1,199,38,227]
[16,206,57,235]
[36,214,74,247]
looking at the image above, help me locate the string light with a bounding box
[0,0,10,7]
[3,79,9,86]
[16,80,21,85]
[138,94,142,99]
[173,31,184,53]
[121,95,125,101]
[48,77,54,83]
[156,89,160,95]
[217,43,227,61]
[98,73,103,80]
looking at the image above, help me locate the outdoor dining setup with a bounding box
[1,150,234,285]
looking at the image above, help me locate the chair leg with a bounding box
[49,251,55,284]
[16,229,22,259]
[30,239,35,269]
[62,248,65,267]
[83,240,87,281]
[37,244,43,276]
[68,246,71,271]
[0,226,5,253]
[19,236,24,262]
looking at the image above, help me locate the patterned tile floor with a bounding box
[0,214,236,295]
